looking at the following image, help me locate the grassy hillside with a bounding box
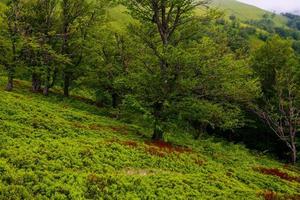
[107,0,288,29]
[0,0,288,29]
[0,78,299,199]
[211,0,288,26]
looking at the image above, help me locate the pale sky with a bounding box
[237,0,300,14]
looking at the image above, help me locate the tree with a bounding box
[20,0,65,94]
[59,0,108,97]
[178,37,259,138]
[85,30,131,108]
[124,0,210,140]
[0,0,23,91]
[246,13,275,33]
[251,37,300,164]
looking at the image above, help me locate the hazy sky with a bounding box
[237,0,300,13]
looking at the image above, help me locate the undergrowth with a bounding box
[0,78,299,200]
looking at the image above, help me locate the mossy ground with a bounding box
[0,77,299,200]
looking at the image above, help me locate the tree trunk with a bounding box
[194,123,206,140]
[291,143,297,164]
[43,67,51,96]
[49,67,58,88]
[43,87,49,96]
[64,73,70,97]
[152,102,164,141]
[32,73,41,92]
[112,92,118,108]
[6,25,17,92]
[152,125,164,141]
[5,73,13,91]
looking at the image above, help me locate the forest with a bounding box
[0,0,299,199]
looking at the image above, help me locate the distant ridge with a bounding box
[293,10,300,16]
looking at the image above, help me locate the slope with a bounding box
[211,0,288,26]
[108,0,288,30]
[0,78,299,199]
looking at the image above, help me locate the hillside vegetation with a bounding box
[211,0,288,26]
[108,0,289,29]
[1,0,300,199]
[0,78,299,199]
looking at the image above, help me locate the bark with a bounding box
[61,12,69,97]
[152,125,164,141]
[5,2,18,92]
[49,67,58,88]
[43,86,49,96]
[64,73,70,97]
[290,133,297,164]
[253,102,298,164]
[32,73,41,92]
[194,123,207,140]
[5,73,13,91]
[152,102,164,141]
[291,144,297,164]
[112,92,118,108]
[43,67,51,96]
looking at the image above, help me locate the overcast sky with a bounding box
[237,0,300,13]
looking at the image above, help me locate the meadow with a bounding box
[0,78,299,199]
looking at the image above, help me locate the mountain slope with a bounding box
[107,0,289,32]
[212,0,288,26]
[0,0,288,29]
[0,78,299,199]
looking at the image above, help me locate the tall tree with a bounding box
[59,0,108,97]
[21,0,64,95]
[251,36,300,164]
[124,0,210,140]
[0,0,23,91]
[178,36,259,138]
[85,31,130,107]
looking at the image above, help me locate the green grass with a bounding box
[211,0,288,27]
[108,0,289,30]
[0,77,299,199]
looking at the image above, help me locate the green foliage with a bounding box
[0,0,300,198]
[251,36,300,164]
[247,13,276,33]
[284,13,300,31]
[0,78,299,199]
[211,0,287,27]
[251,36,297,97]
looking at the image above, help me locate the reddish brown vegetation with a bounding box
[73,123,86,129]
[263,191,277,200]
[286,195,300,200]
[105,139,120,145]
[260,191,300,200]
[256,167,300,183]
[144,140,193,157]
[121,141,138,148]
[105,139,138,149]
[89,124,105,131]
[110,126,129,135]
[194,159,205,166]
[147,147,167,157]
[145,140,193,154]
[14,80,21,86]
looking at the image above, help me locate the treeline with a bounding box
[0,0,110,95]
[245,12,300,53]
[0,0,299,164]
